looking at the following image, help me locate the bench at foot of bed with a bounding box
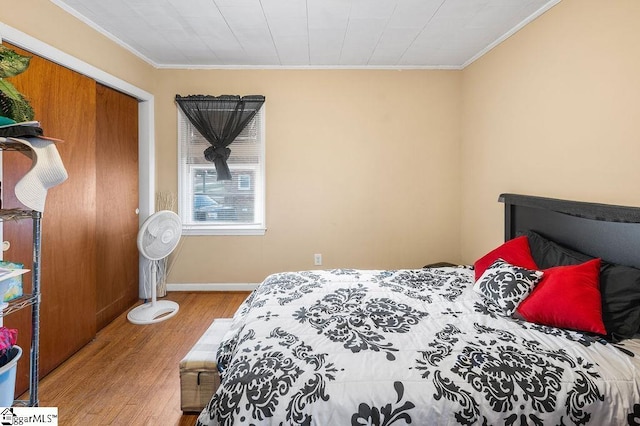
[179,318,233,413]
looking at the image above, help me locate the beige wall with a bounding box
[0,2,462,286]
[460,0,640,263]
[156,70,462,283]
[4,0,639,286]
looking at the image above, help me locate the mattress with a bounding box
[197,267,640,425]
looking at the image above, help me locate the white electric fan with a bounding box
[127,210,182,325]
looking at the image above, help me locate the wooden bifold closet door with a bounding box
[95,83,139,331]
[2,43,139,394]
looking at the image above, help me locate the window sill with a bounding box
[182,225,266,236]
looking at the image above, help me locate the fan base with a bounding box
[127,300,179,325]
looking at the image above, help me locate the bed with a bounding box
[197,194,640,425]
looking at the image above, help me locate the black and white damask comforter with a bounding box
[197,267,640,426]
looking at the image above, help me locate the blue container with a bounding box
[0,346,22,407]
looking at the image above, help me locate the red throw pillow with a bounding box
[474,236,538,281]
[516,258,606,335]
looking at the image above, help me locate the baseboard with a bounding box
[166,283,259,292]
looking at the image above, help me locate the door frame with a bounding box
[0,22,154,288]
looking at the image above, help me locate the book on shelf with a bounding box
[0,267,29,281]
[0,261,28,302]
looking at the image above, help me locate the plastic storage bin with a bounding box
[0,346,22,407]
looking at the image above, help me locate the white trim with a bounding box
[0,23,153,101]
[158,64,463,71]
[461,0,561,69]
[0,22,155,289]
[137,100,155,224]
[166,282,258,292]
[182,227,266,236]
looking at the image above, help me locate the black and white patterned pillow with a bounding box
[473,258,543,316]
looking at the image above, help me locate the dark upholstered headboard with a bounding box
[499,194,640,269]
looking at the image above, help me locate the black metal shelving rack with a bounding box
[1,139,42,407]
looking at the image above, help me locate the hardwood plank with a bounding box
[20,291,250,425]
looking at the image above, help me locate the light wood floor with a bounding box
[20,291,250,426]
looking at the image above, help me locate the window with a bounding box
[238,174,251,191]
[177,107,266,235]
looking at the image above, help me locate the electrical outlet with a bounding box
[314,253,322,266]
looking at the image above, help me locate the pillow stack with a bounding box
[473,234,613,337]
[524,231,640,341]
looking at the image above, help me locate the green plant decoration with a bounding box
[0,45,34,122]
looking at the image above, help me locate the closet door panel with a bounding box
[95,83,139,330]
[2,43,97,393]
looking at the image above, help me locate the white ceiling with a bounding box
[51,0,558,69]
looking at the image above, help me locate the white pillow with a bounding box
[473,258,543,316]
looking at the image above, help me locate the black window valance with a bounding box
[175,94,265,180]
